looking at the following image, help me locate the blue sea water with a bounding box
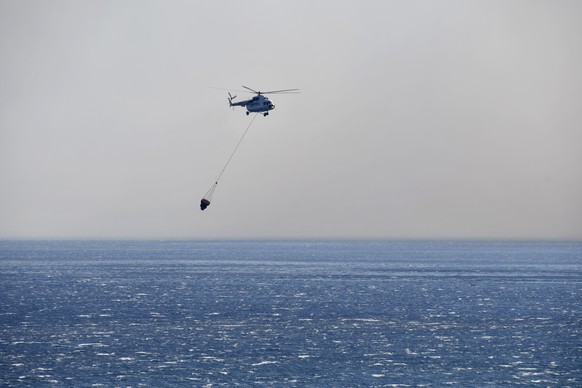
[0,240,581,387]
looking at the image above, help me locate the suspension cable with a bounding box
[202,113,258,204]
[215,113,258,184]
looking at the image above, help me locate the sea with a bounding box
[0,240,581,387]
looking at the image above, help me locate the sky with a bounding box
[1,0,581,240]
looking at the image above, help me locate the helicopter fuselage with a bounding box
[230,94,274,116]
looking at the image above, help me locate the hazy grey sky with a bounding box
[1,1,581,239]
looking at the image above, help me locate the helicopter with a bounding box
[228,86,299,116]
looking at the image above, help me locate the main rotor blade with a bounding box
[242,86,259,94]
[263,89,300,94]
[210,86,250,94]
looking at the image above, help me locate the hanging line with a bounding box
[203,113,258,202]
[204,181,218,201]
[215,113,258,183]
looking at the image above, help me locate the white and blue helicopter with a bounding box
[228,86,299,116]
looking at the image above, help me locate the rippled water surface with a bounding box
[1,240,581,386]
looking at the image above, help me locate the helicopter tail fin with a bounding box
[228,92,237,107]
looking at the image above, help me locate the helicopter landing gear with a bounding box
[263,112,269,117]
